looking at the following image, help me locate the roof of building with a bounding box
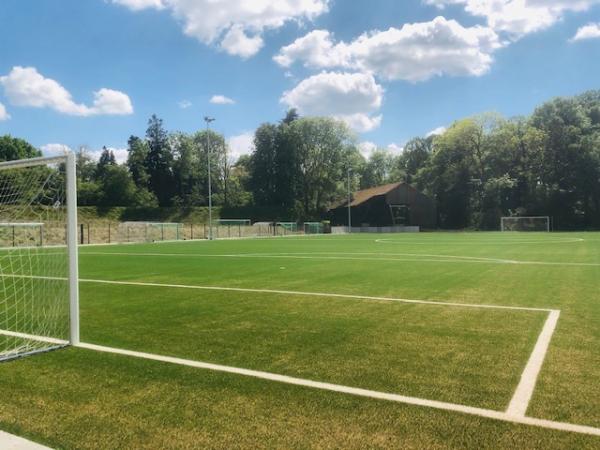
[336,182,403,208]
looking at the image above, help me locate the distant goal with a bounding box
[500,216,550,232]
[118,222,183,243]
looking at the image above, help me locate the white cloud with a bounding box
[0,66,133,117]
[112,0,329,58]
[210,95,236,105]
[106,147,129,164]
[387,143,404,153]
[178,99,192,109]
[426,126,447,137]
[281,72,384,132]
[570,23,600,42]
[275,17,502,82]
[228,132,254,160]
[41,144,129,163]
[358,141,378,158]
[40,143,72,157]
[0,102,10,121]
[220,25,264,58]
[91,88,134,115]
[111,0,165,11]
[424,0,600,39]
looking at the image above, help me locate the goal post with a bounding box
[500,216,550,232]
[0,152,79,361]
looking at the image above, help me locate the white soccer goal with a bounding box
[0,153,79,361]
[118,222,183,243]
[500,216,550,232]
[304,222,324,234]
[216,219,251,226]
[276,222,298,233]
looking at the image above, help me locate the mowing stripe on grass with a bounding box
[81,250,600,267]
[507,310,561,417]
[0,273,558,312]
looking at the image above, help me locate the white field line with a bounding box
[81,250,600,268]
[4,329,600,437]
[75,342,600,437]
[0,430,52,450]
[4,318,600,436]
[506,310,561,417]
[1,274,554,313]
[376,237,586,245]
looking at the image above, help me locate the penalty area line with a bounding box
[507,310,561,417]
[3,324,600,436]
[75,341,600,437]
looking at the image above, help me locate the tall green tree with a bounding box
[0,135,41,161]
[145,115,174,206]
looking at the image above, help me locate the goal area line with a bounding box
[1,325,598,437]
[0,276,593,436]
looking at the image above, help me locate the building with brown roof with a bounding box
[329,182,436,228]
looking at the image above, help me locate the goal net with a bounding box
[276,222,298,233]
[500,216,550,232]
[217,219,251,226]
[0,154,79,361]
[117,222,183,243]
[304,222,324,234]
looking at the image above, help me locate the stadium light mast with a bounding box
[204,116,216,240]
[347,167,352,233]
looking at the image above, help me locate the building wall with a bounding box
[385,185,437,228]
[329,184,437,228]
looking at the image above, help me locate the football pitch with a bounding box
[1,232,600,449]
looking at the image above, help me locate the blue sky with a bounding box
[0,0,599,161]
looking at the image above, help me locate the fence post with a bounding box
[190,223,194,240]
[108,223,111,244]
[80,224,84,245]
[87,223,90,244]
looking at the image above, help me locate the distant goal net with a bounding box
[216,219,251,226]
[0,154,79,361]
[117,222,183,243]
[500,216,550,232]
[304,222,324,234]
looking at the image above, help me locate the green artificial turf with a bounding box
[1,232,599,449]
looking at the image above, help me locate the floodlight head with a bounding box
[204,116,216,124]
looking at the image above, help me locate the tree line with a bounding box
[0,90,599,229]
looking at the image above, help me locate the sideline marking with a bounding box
[1,328,598,437]
[507,310,561,417]
[0,430,52,450]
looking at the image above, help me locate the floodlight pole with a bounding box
[205,116,216,241]
[347,168,352,233]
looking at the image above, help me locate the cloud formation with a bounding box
[424,0,600,39]
[0,102,9,121]
[281,72,384,132]
[228,132,255,160]
[0,67,133,117]
[112,0,329,58]
[210,95,236,105]
[570,23,600,41]
[275,17,502,82]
